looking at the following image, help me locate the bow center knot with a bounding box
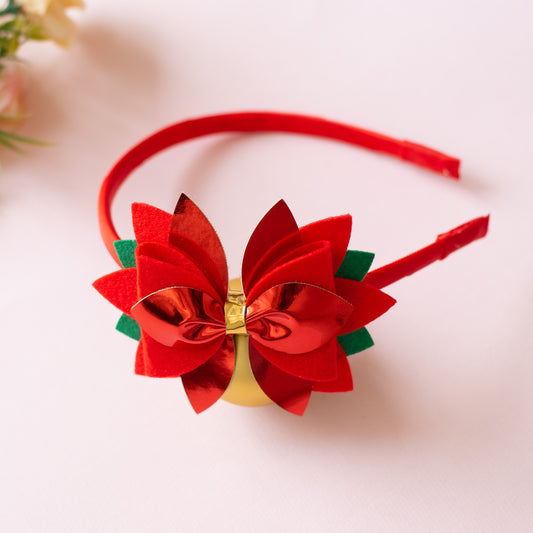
[225,281,247,335]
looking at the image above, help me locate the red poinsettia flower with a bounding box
[93,194,395,415]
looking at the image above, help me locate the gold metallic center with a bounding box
[224,282,247,335]
[221,278,272,407]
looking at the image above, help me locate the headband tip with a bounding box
[443,158,460,180]
[478,214,490,238]
[437,215,490,259]
[401,140,460,179]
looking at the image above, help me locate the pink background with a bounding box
[1,1,532,531]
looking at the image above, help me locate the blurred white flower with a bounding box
[20,0,85,48]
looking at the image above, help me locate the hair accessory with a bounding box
[94,112,489,415]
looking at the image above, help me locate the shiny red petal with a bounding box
[250,337,337,382]
[247,241,335,303]
[142,331,224,377]
[131,287,224,348]
[136,251,221,302]
[182,336,235,413]
[247,283,354,354]
[132,203,172,244]
[93,268,138,314]
[134,337,146,375]
[299,214,352,272]
[170,194,228,296]
[244,231,302,293]
[249,342,312,415]
[313,343,353,392]
[242,200,299,289]
[335,278,396,334]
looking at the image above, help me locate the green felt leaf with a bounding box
[338,327,374,356]
[116,314,141,341]
[113,241,139,340]
[336,250,375,281]
[114,239,137,268]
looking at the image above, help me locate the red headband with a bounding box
[94,111,489,415]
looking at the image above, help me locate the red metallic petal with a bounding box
[131,287,225,348]
[169,194,228,296]
[141,331,224,377]
[249,342,312,415]
[182,336,235,413]
[93,268,137,314]
[134,337,146,375]
[244,231,302,293]
[247,283,353,354]
[299,214,352,272]
[335,278,396,334]
[136,251,221,302]
[313,343,353,392]
[250,337,337,382]
[247,240,335,303]
[132,203,172,244]
[242,200,299,289]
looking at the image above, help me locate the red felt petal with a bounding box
[242,200,299,289]
[136,240,195,266]
[166,232,227,299]
[170,194,228,295]
[249,342,312,415]
[134,337,146,375]
[181,336,235,413]
[299,215,352,272]
[132,203,172,244]
[135,251,220,302]
[313,343,353,392]
[136,241,205,275]
[244,231,302,294]
[335,278,396,334]
[268,241,322,271]
[250,337,337,382]
[247,241,335,303]
[245,215,351,292]
[142,331,224,377]
[93,268,138,314]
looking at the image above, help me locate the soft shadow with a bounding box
[173,134,261,200]
[250,351,408,445]
[76,21,161,92]
[0,20,166,203]
[455,171,492,195]
[21,21,162,143]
